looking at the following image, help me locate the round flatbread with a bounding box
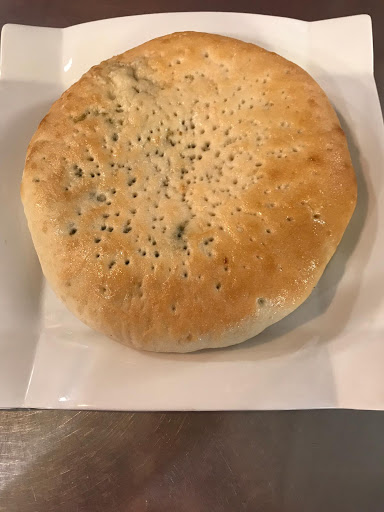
[21,32,357,352]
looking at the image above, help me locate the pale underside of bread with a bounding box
[21,32,357,352]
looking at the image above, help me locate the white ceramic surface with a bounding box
[0,13,383,410]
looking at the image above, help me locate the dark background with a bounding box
[0,1,383,511]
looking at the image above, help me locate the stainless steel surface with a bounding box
[1,410,384,511]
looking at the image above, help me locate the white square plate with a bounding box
[1,13,383,410]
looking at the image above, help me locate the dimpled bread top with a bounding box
[21,32,357,352]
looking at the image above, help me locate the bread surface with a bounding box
[21,32,357,352]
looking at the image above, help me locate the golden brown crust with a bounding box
[21,32,357,352]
